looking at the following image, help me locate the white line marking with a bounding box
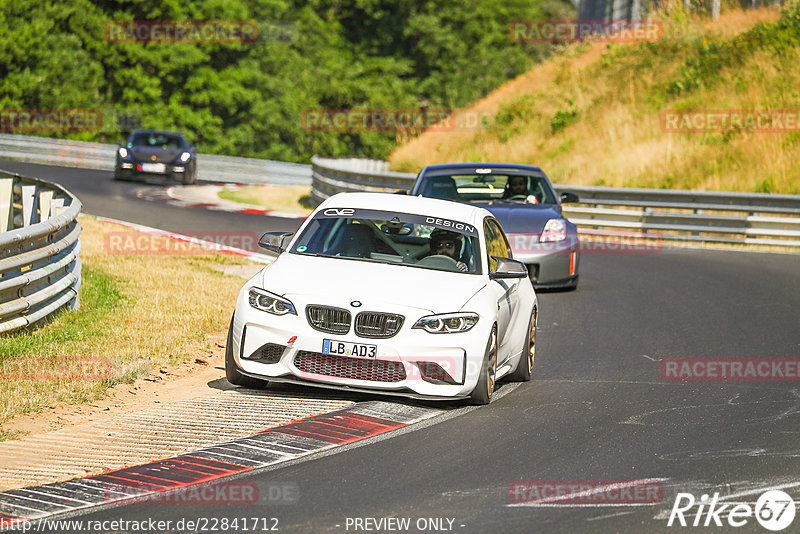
[717,480,800,503]
[586,511,635,521]
[622,399,799,426]
[509,502,657,508]
[15,489,92,506]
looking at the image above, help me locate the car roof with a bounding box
[420,162,546,174]
[317,192,494,228]
[129,129,187,138]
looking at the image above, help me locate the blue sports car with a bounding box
[410,163,580,289]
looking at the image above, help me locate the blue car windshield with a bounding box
[290,208,481,274]
[419,173,556,204]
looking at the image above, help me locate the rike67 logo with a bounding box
[667,490,796,531]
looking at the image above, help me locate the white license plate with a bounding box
[141,162,166,173]
[322,339,376,358]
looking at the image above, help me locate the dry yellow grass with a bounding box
[0,216,249,433]
[219,184,313,213]
[389,6,799,194]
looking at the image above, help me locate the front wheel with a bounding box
[469,326,497,405]
[225,315,267,388]
[182,167,197,185]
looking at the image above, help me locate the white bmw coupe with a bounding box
[226,192,537,404]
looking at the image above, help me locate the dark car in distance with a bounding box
[410,163,580,289]
[114,129,198,184]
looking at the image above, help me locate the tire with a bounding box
[182,168,196,185]
[225,315,267,388]
[508,308,536,382]
[469,325,497,405]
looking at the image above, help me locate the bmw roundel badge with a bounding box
[351,300,362,307]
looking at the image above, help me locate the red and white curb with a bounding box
[135,185,309,220]
[0,401,442,527]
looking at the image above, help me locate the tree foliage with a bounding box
[0,0,572,161]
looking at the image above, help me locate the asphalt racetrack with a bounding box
[3,159,799,533]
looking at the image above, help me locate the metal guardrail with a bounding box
[0,169,82,334]
[0,133,311,186]
[311,157,800,248]
[310,156,414,203]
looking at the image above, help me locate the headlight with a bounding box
[413,312,478,334]
[248,287,296,316]
[118,147,128,158]
[540,219,566,242]
[179,151,191,162]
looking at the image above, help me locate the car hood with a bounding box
[467,201,563,234]
[258,253,486,314]
[130,146,182,163]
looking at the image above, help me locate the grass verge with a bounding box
[218,185,314,213]
[0,216,250,439]
[389,6,800,194]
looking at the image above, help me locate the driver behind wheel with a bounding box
[503,175,538,203]
[428,229,468,272]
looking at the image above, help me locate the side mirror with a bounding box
[560,191,579,204]
[258,231,294,255]
[489,256,529,280]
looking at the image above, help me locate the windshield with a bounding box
[290,208,481,274]
[419,172,556,204]
[129,132,186,149]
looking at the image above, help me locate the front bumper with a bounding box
[115,160,189,180]
[230,291,491,399]
[511,237,580,288]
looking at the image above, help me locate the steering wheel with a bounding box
[416,254,459,270]
[412,248,431,260]
[506,194,528,200]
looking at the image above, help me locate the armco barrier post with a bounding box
[0,178,12,232]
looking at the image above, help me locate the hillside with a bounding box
[0,0,573,163]
[389,6,800,194]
